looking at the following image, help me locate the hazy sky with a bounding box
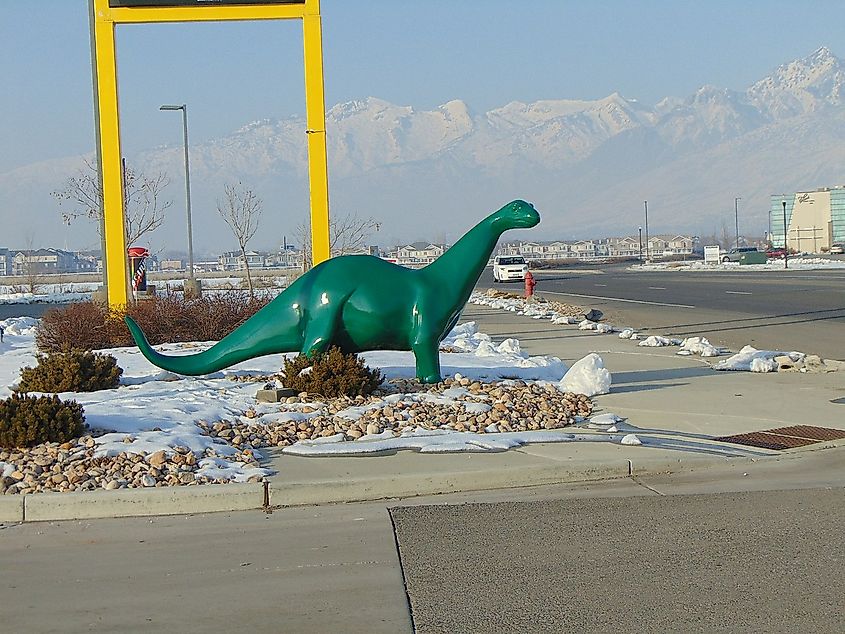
[3,0,845,175]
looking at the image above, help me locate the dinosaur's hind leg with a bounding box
[411,338,442,384]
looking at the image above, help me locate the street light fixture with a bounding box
[638,226,643,261]
[734,197,741,248]
[160,104,194,279]
[782,198,789,270]
[643,200,649,262]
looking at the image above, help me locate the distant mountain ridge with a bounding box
[3,46,845,250]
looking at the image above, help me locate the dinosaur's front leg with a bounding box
[411,338,442,384]
[301,302,340,357]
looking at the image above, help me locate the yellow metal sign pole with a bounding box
[91,0,329,305]
[303,0,331,265]
[92,0,129,307]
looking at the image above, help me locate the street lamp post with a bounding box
[644,200,649,262]
[782,198,789,269]
[638,226,643,261]
[160,104,194,280]
[734,197,741,248]
[768,206,772,246]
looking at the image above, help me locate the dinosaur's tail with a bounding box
[124,304,297,376]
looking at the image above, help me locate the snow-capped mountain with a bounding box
[3,47,845,251]
[747,46,845,119]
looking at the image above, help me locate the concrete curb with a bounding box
[267,454,750,507]
[1,450,817,523]
[4,482,265,523]
[270,463,623,507]
[0,495,24,522]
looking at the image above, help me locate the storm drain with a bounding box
[714,425,845,451]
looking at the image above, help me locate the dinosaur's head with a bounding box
[491,200,540,232]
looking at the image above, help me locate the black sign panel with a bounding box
[109,1,305,7]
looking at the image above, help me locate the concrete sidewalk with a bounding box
[264,303,845,508]
[4,303,843,523]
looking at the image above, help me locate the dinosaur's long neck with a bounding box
[422,215,501,305]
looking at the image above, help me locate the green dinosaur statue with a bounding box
[125,199,540,383]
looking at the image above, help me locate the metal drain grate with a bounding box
[714,425,845,450]
[765,425,845,441]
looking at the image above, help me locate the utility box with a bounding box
[740,251,768,265]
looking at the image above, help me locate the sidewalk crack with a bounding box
[631,477,665,496]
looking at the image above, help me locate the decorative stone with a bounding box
[147,450,167,467]
[256,388,297,403]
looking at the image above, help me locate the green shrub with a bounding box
[0,394,86,448]
[19,350,123,393]
[281,347,383,398]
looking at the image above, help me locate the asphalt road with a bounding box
[0,303,55,320]
[3,451,844,634]
[478,265,845,359]
[392,487,845,633]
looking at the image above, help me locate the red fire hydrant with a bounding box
[524,270,536,299]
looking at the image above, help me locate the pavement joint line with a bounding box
[539,289,697,309]
[631,476,665,496]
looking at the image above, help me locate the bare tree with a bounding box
[52,157,172,246]
[217,182,263,298]
[719,220,733,250]
[12,235,44,295]
[297,212,381,270]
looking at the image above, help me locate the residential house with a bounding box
[607,237,642,258]
[0,248,9,276]
[571,240,598,259]
[12,248,77,275]
[394,242,446,266]
[74,252,100,273]
[646,235,697,258]
[217,250,268,271]
[160,259,185,271]
[272,246,304,269]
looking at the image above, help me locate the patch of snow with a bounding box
[282,426,629,456]
[715,345,805,372]
[750,358,776,373]
[620,433,642,445]
[559,353,611,396]
[638,335,681,347]
[678,336,722,357]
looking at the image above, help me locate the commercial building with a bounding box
[770,188,845,253]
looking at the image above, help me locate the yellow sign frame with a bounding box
[90,0,330,306]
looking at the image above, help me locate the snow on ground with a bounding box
[0,315,622,476]
[0,276,288,304]
[468,292,820,367]
[633,258,845,272]
[558,353,611,396]
[0,277,817,482]
[0,282,98,304]
[715,346,805,372]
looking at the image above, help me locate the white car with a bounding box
[492,255,528,282]
[830,243,844,255]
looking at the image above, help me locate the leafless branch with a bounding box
[51,158,172,245]
[217,182,263,298]
[297,212,381,270]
